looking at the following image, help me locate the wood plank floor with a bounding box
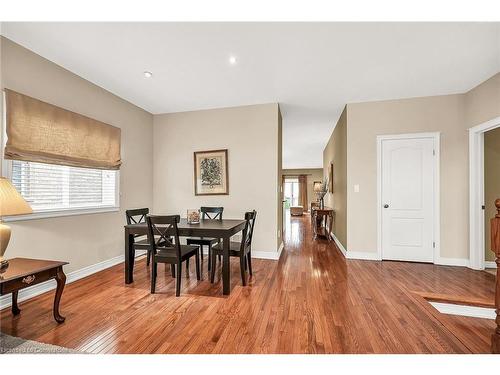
[0,215,496,353]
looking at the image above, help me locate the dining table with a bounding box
[124,218,247,295]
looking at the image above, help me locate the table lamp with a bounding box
[0,177,33,271]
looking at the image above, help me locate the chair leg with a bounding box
[195,251,201,281]
[176,262,182,297]
[186,258,190,273]
[210,251,217,283]
[146,249,151,266]
[239,256,247,286]
[207,244,211,271]
[247,253,253,276]
[171,264,176,278]
[151,262,157,293]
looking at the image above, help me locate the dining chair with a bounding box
[210,210,256,286]
[146,215,201,296]
[125,208,155,267]
[186,206,224,271]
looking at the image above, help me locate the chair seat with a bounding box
[186,237,219,246]
[134,237,169,249]
[154,245,199,262]
[212,241,246,256]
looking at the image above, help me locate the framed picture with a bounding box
[194,149,229,195]
[329,162,334,193]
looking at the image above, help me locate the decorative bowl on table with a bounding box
[187,209,200,224]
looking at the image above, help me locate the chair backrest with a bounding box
[146,215,181,258]
[240,210,257,253]
[200,206,224,220]
[126,208,149,225]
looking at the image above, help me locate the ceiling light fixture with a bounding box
[229,56,237,65]
[143,71,153,78]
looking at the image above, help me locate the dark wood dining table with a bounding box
[124,218,247,295]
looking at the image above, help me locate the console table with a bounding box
[0,258,68,323]
[311,207,334,241]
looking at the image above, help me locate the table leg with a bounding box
[125,230,135,284]
[222,236,231,295]
[53,267,66,323]
[12,291,20,315]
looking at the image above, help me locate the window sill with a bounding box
[3,206,120,222]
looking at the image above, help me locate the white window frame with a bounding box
[1,93,120,222]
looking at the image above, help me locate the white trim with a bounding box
[485,261,497,269]
[331,232,347,257]
[0,250,146,309]
[430,301,496,320]
[377,132,441,264]
[434,257,470,267]
[469,115,500,270]
[346,251,381,261]
[3,206,120,222]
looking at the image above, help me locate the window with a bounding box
[284,178,300,208]
[5,160,119,219]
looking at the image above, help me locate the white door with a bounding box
[381,137,436,262]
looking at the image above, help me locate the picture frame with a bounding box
[193,149,229,196]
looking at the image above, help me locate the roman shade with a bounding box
[4,89,121,170]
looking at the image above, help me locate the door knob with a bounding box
[383,204,389,208]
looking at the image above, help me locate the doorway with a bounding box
[469,116,500,270]
[377,133,440,263]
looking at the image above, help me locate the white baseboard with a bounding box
[0,250,147,309]
[485,261,497,269]
[331,232,347,257]
[434,257,470,267]
[346,251,381,261]
[430,301,496,320]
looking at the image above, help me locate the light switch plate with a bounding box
[354,184,360,193]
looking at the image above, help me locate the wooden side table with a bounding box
[0,258,68,323]
[311,207,335,241]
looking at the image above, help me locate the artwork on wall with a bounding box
[193,149,229,195]
[329,162,334,193]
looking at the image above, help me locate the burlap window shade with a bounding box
[4,89,121,170]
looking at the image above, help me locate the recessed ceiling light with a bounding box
[229,56,237,65]
[143,71,153,78]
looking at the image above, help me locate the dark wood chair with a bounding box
[210,210,256,286]
[146,215,201,297]
[186,207,224,271]
[125,208,155,266]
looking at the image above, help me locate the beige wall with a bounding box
[327,72,499,262]
[0,37,154,273]
[484,127,500,262]
[323,106,347,249]
[347,95,466,258]
[465,73,500,128]
[282,168,323,211]
[153,104,281,255]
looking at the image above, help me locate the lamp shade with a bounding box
[0,177,33,217]
[313,181,323,192]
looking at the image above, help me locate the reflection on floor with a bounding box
[1,215,496,353]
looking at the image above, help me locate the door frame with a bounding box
[468,116,500,270]
[376,132,441,263]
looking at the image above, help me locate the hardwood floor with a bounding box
[0,215,496,353]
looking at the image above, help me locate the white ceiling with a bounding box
[2,22,499,168]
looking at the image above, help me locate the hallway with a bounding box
[1,215,496,353]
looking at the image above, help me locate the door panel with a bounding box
[381,137,435,262]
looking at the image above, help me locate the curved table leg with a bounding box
[12,291,20,315]
[53,267,66,323]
